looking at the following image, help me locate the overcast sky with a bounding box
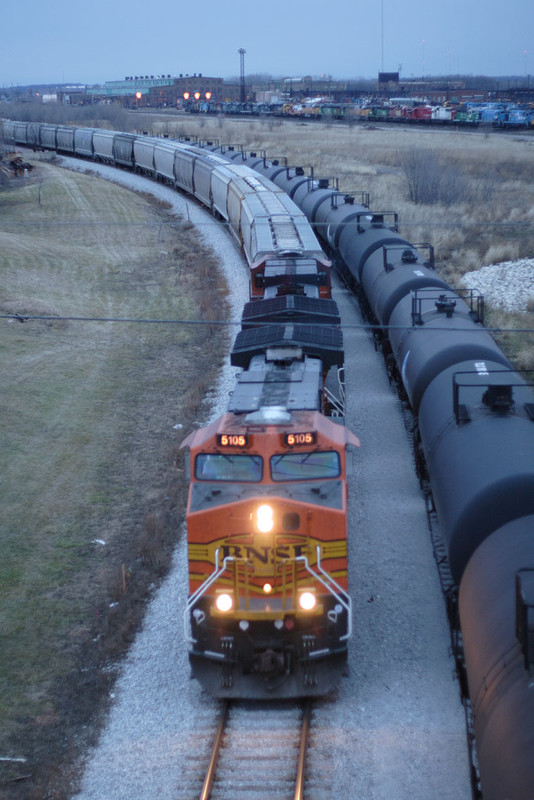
[1,0,532,87]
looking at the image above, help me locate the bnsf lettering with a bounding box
[221,545,244,559]
[221,544,308,561]
[243,546,270,564]
[275,544,308,558]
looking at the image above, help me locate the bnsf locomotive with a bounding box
[181,393,358,697]
[181,291,359,696]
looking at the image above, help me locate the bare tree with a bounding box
[400,147,486,206]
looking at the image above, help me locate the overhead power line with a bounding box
[2,313,533,334]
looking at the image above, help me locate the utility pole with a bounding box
[381,0,384,72]
[239,48,246,103]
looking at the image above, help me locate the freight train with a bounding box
[3,119,534,795]
[0,119,359,699]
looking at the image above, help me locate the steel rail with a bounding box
[198,699,311,800]
[199,701,230,800]
[294,700,312,800]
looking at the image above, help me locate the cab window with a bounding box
[270,451,341,481]
[195,453,263,482]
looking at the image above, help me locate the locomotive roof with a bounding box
[241,295,341,327]
[227,355,323,413]
[231,323,344,370]
[180,409,360,451]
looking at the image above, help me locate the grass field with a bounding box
[0,160,229,797]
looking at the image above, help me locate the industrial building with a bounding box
[86,75,240,107]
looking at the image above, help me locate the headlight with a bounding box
[215,593,233,612]
[256,504,274,533]
[298,591,317,611]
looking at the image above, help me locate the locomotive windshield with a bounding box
[270,451,340,481]
[195,453,263,482]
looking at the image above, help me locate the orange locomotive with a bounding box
[181,316,359,697]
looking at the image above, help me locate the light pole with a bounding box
[381,0,384,72]
[422,38,426,79]
[238,48,246,103]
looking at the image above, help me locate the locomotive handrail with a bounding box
[184,548,352,643]
[185,548,228,643]
[313,547,352,641]
[323,366,346,417]
[323,386,344,417]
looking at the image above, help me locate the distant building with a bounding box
[86,75,174,101]
[394,80,490,104]
[85,75,241,107]
[148,76,240,107]
[378,72,400,87]
[57,86,88,104]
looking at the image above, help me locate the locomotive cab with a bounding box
[181,408,359,698]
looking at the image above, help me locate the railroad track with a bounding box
[199,700,312,800]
